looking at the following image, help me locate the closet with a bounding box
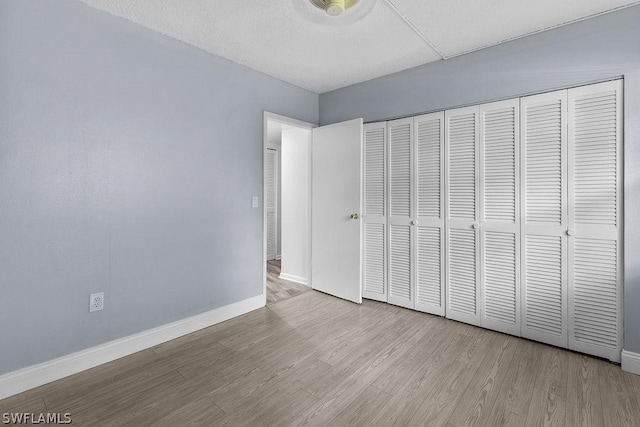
[521,80,623,361]
[364,113,446,315]
[362,79,623,362]
[445,100,522,336]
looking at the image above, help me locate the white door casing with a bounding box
[311,118,364,304]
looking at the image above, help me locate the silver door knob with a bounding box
[411,220,418,226]
[567,229,574,236]
[472,224,478,229]
[350,213,359,220]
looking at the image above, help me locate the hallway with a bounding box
[266,260,309,305]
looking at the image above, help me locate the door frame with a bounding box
[262,112,317,305]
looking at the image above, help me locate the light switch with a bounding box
[252,196,259,208]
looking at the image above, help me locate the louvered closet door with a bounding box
[388,117,414,309]
[480,100,521,336]
[520,90,568,348]
[567,80,623,362]
[363,123,387,302]
[266,148,278,261]
[445,106,480,325]
[414,112,445,315]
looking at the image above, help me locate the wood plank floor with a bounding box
[267,260,310,305]
[2,289,640,426]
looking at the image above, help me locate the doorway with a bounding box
[263,112,315,305]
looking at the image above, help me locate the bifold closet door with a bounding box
[520,90,569,348]
[414,112,445,315]
[388,117,414,309]
[479,100,521,336]
[567,80,623,362]
[445,106,480,325]
[363,123,387,302]
[266,148,278,261]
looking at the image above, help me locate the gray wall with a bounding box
[0,0,318,374]
[320,5,640,353]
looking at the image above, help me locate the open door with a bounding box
[311,118,363,304]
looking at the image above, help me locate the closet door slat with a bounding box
[389,224,412,307]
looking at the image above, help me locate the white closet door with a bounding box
[479,99,521,336]
[567,80,623,362]
[445,106,480,325]
[388,117,414,309]
[363,123,387,302]
[266,148,278,261]
[414,112,445,316]
[520,90,568,348]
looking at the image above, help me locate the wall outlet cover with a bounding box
[89,292,104,312]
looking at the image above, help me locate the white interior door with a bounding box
[266,148,278,261]
[311,118,364,304]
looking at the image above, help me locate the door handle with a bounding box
[567,229,575,236]
[350,213,359,220]
[472,224,478,230]
[411,220,418,226]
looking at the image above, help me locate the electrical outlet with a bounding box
[252,196,259,208]
[89,292,104,312]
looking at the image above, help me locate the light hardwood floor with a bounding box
[2,289,640,426]
[267,260,310,305]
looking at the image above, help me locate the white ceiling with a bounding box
[78,0,640,93]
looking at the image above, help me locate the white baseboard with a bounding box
[0,294,265,401]
[279,272,309,286]
[275,255,281,260]
[622,350,640,376]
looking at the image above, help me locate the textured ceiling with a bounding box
[78,0,640,93]
[389,0,640,58]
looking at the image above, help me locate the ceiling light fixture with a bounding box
[309,0,360,17]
